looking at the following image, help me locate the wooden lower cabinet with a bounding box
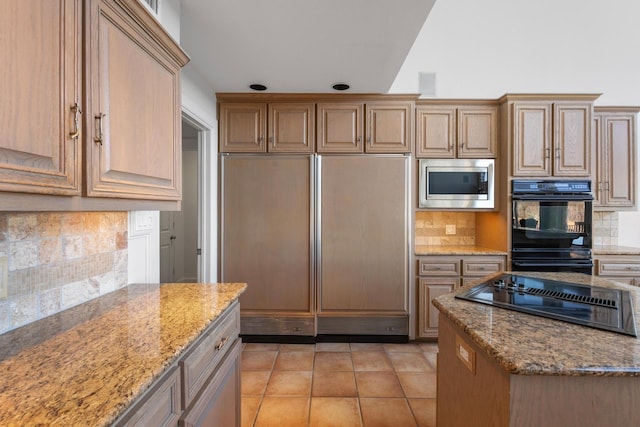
[417,255,505,338]
[114,302,241,427]
[180,340,241,427]
[595,255,640,286]
[438,314,640,427]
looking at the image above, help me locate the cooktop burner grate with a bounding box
[525,287,617,308]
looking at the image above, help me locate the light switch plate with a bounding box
[445,224,456,235]
[0,256,7,299]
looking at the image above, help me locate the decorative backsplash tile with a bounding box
[0,212,128,333]
[593,211,618,246]
[415,211,476,246]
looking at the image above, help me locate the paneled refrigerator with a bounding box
[220,154,410,338]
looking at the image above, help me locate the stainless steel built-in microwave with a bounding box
[418,158,495,209]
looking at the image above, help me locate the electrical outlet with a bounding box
[445,224,456,235]
[0,256,7,299]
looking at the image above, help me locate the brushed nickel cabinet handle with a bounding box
[216,337,229,351]
[69,103,82,139]
[555,147,560,159]
[544,147,550,159]
[94,113,106,146]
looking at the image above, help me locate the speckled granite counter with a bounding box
[0,282,246,427]
[415,245,507,256]
[433,271,640,376]
[594,245,640,255]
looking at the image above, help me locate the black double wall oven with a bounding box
[511,180,593,274]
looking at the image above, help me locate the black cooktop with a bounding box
[455,274,637,337]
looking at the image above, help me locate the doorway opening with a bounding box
[160,119,201,283]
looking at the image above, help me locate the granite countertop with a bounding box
[415,245,508,256]
[0,282,247,427]
[593,245,640,255]
[433,271,640,377]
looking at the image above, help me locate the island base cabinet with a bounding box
[438,314,640,427]
[437,314,510,427]
[180,339,241,427]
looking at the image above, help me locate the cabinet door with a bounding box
[415,106,455,158]
[85,0,186,200]
[117,367,181,427]
[365,102,413,153]
[221,156,313,314]
[317,103,364,153]
[600,113,636,209]
[180,340,241,427]
[319,156,408,313]
[593,115,605,207]
[419,277,458,338]
[553,102,592,177]
[268,103,315,153]
[219,103,267,153]
[0,0,81,195]
[512,102,552,176]
[457,106,498,158]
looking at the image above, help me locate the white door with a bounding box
[160,212,175,282]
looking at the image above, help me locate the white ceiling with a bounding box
[179,0,436,94]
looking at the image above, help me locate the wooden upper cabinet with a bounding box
[457,106,498,158]
[0,0,82,195]
[365,101,413,153]
[510,98,594,177]
[317,103,364,153]
[416,104,497,158]
[512,102,553,176]
[553,102,593,177]
[594,108,638,210]
[268,103,315,153]
[416,106,456,157]
[219,103,267,152]
[84,0,188,200]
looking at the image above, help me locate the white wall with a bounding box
[391,0,640,246]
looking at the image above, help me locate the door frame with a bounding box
[181,108,215,283]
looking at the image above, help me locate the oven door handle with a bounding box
[512,261,594,268]
[512,194,593,201]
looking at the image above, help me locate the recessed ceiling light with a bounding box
[332,83,350,91]
[249,84,267,91]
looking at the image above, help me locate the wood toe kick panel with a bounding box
[317,316,408,335]
[240,315,315,336]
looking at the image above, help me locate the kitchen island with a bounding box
[434,272,640,427]
[0,282,246,426]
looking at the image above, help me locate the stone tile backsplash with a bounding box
[593,211,618,246]
[0,212,128,333]
[414,211,618,247]
[415,211,476,246]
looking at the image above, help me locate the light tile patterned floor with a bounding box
[241,341,438,427]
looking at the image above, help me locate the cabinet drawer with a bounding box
[117,366,181,427]
[180,302,240,409]
[418,257,461,276]
[596,259,640,276]
[462,257,505,276]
